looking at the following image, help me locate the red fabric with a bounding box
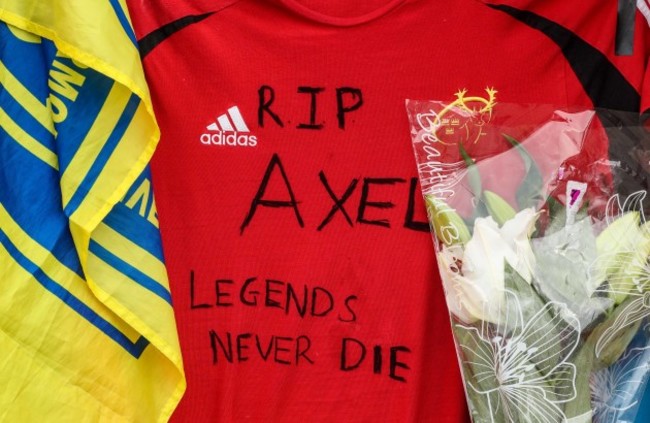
[126,0,650,421]
[125,0,235,37]
[478,0,650,102]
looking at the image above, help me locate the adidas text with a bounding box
[201,105,257,147]
[200,131,258,147]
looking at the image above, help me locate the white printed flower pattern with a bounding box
[590,346,650,422]
[458,291,580,423]
[592,191,650,358]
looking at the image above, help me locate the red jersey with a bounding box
[126,0,650,421]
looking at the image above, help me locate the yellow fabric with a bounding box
[0,1,185,421]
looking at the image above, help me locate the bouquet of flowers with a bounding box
[406,93,650,423]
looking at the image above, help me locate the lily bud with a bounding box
[596,212,650,304]
[425,196,471,246]
[484,190,517,226]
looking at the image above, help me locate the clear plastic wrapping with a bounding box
[406,98,650,423]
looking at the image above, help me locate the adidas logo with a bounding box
[200,105,257,147]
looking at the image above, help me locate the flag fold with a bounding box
[0,1,185,421]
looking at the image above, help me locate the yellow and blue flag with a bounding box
[0,1,185,421]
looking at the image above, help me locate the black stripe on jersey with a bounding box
[138,13,214,58]
[488,4,640,112]
[491,5,649,199]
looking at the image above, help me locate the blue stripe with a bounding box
[89,239,172,305]
[56,69,115,174]
[63,94,140,217]
[104,202,165,262]
[2,24,117,176]
[0,23,52,103]
[0,85,55,151]
[0,126,84,278]
[0,230,149,358]
[108,0,138,46]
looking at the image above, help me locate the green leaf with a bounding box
[543,197,566,236]
[587,295,644,367]
[503,133,544,210]
[563,342,596,420]
[452,324,505,422]
[459,143,482,199]
[502,263,564,372]
[564,297,647,420]
[459,143,489,220]
[503,262,546,324]
[503,262,577,393]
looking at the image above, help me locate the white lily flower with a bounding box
[438,245,490,323]
[500,208,538,282]
[438,208,538,323]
